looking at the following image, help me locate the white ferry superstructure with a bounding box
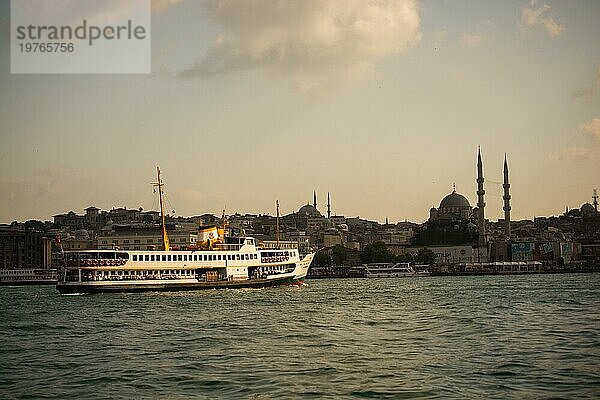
[56,167,314,294]
[363,263,430,278]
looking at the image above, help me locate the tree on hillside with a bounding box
[396,253,413,264]
[414,248,436,265]
[331,245,347,265]
[360,241,395,264]
[313,251,332,267]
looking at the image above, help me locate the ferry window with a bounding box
[162,255,166,261]
[203,255,207,261]
[145,255,150,261]
[178,255,182,261]
[151,255,155,261]
[134,239,140,244]
[245,254,249,260]
[285,251,289,256]
[167,255,171,261]
[183,255,187,261]
[217,255,221,261]
[102,240,108,244]
[147,239,153,243]
[133,255,137,261]
[236,254,240,260]
[124,240,129,244]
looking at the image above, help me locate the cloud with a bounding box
[550,118,600,163]
[580,118,600,142]
[521,0,564,37]
[572,67,600,99]
[151,0,184,13]
[460,32,482,48]
[180,0,422,96]
[450,67,465,80]
[433,29,447,49]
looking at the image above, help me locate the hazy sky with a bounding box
[1,0,599,224]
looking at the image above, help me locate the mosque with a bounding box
[296,192,324,218]
[417,149,511,246]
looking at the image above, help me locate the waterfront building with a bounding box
[0,225,52,269]
[97,225,198,250]
[401,245,487,265]
[53,211,85,230]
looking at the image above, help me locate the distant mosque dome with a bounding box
[298,204,322,217]
[439,191,471,209]
[580,203,595,215]
[429,188,473,221]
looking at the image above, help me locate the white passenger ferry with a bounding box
[56,168,314,294]
[363,263,429,278]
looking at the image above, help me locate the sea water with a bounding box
[1,274,599,399]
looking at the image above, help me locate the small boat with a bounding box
[56,167,314,294]
[363,263,429,278]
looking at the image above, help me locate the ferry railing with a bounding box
[212,243,243,251]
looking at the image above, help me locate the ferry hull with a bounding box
[56,275,305,294]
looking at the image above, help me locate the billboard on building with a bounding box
[511,242,534,261]
[560,242,574,263]
[534,242,554,261]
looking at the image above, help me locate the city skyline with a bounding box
[1,0,599,223]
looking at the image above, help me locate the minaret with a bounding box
[313,191,317,210]
[476,148,486,247]
[503,154,511,238]
[327,192,331,219]
[593,189,598,212]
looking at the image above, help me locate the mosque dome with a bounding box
[580,203,595,215]
[439,191,471,209]
[298,204,322,217]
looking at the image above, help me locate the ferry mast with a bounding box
[276,200,280,246]
[153,166,170,251]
